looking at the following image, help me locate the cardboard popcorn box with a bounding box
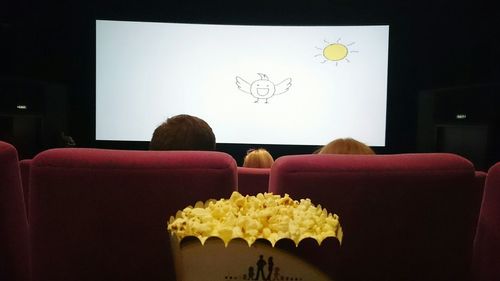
[168,192,342,281]
[170,235,341,281]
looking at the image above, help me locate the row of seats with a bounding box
[1,140,499,281]
[16,162,269,212]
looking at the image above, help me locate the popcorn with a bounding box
[168,191,342,246]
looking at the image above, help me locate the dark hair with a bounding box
[149,114,216,151]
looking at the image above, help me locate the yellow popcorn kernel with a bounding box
[246,228,259,238]
[232,226,243,238]
[262,227,272,238]
[194,201,204,208]
[218,225,233,243]
[268,216,290,233]
[211,205,225,219]
[191,222,211,237]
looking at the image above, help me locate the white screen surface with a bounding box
[96,20,389,146]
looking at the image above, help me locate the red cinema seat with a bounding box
[0,141,30,281]
[29,148,237,281]
[237,167,270,195]
[473,162,500,281]
[472,171,487,228]
[19,159,32,217]
[269,153,481,281]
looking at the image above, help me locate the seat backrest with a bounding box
[0,141,30,281]
[29,148,237,281]
[19,159,32,217]
[472,171,487,227]
[237,167,270,195]
[269,153,480,281]
[473,162,500,281]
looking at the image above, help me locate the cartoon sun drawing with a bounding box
[315,38,358,65]
[236,73,292,103]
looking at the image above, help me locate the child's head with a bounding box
[243,148,274,168]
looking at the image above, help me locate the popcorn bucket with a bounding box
[168,192,342,281]
[170,235,341,281]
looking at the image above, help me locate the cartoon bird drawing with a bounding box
[236,73,292,103]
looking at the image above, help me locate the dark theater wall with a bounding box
[1,0,499,167]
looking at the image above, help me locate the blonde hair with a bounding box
[318,138,375,155]
[243,148,274,168]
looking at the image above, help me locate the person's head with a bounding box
[149,114,216,151]
[318,138,375,155]
[243,148,274,168]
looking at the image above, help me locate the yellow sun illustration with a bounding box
[315,39,357,65]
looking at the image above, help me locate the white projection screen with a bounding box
[96,20,389,146]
